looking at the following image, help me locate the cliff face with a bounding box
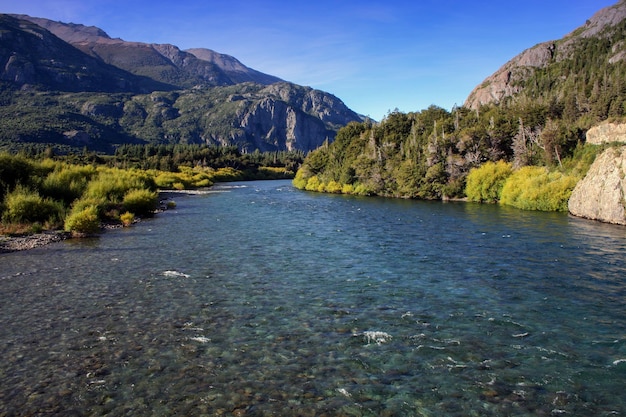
[568,145,626,225]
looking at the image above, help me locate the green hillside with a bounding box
[294,1,626,211]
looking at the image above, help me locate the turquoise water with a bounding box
[1,180,625,416]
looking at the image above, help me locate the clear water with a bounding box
[1,180,625,416]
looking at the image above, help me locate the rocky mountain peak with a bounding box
[10,15,282,88]
[10,14,113,44]
[464,0,626,110]
[568,0,626,38]
[187,48,282,85]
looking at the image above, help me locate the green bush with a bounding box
[122,188,158,216]
[2,186,64,224]
[41,165,97,205]
[500,166,579,211]
[71,196,107,217]
[64,205,101,235]
[465,160,513,203]
[0,153,36,200]
[85,168,155,203]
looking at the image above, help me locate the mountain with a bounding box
[11,14,284,89]
[0,14,169,92]
[0,14,360,153]
[185,48,284,85]
[465,0,626,111]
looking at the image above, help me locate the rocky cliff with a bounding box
[568,145,626,225]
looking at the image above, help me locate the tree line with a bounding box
[293,99,621,210]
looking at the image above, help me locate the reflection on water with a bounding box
[1,180,625,416]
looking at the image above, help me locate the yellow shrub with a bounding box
[292,170,308,189]
[465,160,513,203]
[326,180,342,193]
[305,176,321,191]
[341,183,354,194]
[64,205,100,235]
[122,189,158,216]
[500,166,578,211]
[120,211,135,227]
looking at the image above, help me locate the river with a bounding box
[1,180,625,416]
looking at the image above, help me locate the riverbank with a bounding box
[0,231,70,253]
[0,190,195,254]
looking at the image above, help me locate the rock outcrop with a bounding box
[586,121,626,144]
[568,146,626,225]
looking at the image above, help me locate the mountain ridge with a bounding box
[10,14,284,88]
[465,0,626,109]
[0,14,361,153]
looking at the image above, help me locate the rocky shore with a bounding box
[0,231,71,253]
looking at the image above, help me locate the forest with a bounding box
[292,101,618,211]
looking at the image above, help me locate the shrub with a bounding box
[465,160,513,203]
[292,170,308,189]
[41,165,96,205]
[122,189,158,216]
[85,168,155,203]
[71,196,107,217]
[64,205,100,235]
[192,178,212,188]
[153,167,220,189]
[500,166,579,211]
[120,211,135,227]
[154,172,181,189]
[212,167,246,182]
[30,222,44,234]
[304,175,321,191]
[325,180,343,193]
[0,153,36,199]
[353,183,372,196]
[341,183,355,194]
[2,186,64,224]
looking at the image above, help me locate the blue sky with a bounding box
[1,0,617,120]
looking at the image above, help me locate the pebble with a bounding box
[0,231,70,253]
